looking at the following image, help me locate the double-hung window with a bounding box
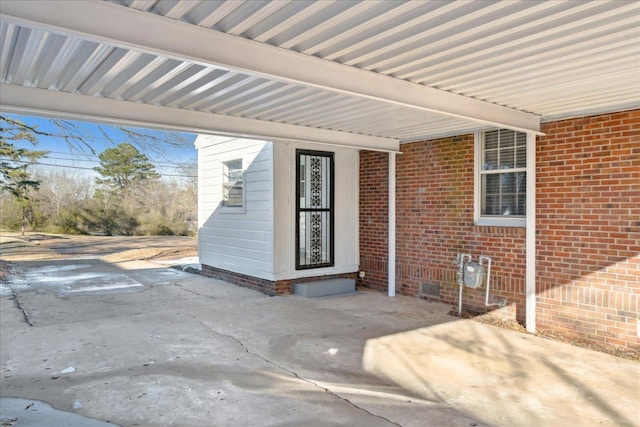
[222,159,244,209]
[475,129,527,227]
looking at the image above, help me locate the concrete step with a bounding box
[293,278,355,298]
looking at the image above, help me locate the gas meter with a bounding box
[464,262,485,288]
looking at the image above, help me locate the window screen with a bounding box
[480,129,527,217]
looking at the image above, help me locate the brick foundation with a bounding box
[360,109,639,351]
[201,264,357,296]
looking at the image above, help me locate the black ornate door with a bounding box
[295,150,334,270]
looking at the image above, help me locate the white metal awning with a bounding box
[1,0,639,150]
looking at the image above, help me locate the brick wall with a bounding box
[360,135,526,321]
[201,264,283,296]
[359,109,639,351]
[536,110,640,351]
[359,151,390,292]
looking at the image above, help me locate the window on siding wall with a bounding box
[222,159,243,208]
[475,129,527,227]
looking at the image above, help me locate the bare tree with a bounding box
[2,114,198,236]
[32,168,94,233]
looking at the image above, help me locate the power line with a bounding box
[42,155,99,163]
[41,154,195,168]
[41,150,195,166]
[37,131,196,145]
[9,159,197,178]
[3,118,196,145]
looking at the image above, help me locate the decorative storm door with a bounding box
[296,150,334,270]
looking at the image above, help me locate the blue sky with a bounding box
[5,113,198,180]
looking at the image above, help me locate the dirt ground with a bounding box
[0,232,197,284]
[0,232,197,260]
[1,231,637,363]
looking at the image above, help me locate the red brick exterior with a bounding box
[359,110,639,351]
[201,264,357,296]
[536,110,640,350]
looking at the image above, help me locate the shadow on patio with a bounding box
[363,319,639,427]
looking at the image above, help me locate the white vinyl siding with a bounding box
[196,135,274,279]
[196,136,359,282]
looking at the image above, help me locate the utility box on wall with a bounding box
[464,262,485,288]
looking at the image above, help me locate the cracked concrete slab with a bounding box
[1,257,485,426]
[1,249,638,427]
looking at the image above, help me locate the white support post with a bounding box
[525,132,537,332]
[388,152,396,297]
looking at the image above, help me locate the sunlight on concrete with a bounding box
[363,319,639,427]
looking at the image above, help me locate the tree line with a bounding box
[1,116,197,236]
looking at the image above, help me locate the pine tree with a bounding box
[0,116,49,235]
[94,142,160,193]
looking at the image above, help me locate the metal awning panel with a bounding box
[114,0,639,121]
[0,18,496,144]
[2,0,639,145]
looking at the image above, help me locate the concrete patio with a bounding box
[1,256,638,426]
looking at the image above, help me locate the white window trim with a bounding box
[220,158,246,214]
[474,131,527,228]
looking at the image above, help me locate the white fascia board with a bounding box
[193,134,243,150]
[0,84,399,152]
[0,0,541,135]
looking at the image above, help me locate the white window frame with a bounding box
[221,158,245,213]
[474,130,529,227]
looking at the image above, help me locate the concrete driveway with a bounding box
[1,238,638,426]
